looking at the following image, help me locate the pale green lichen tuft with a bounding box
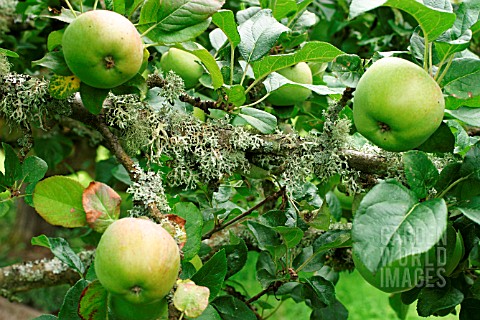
[0,74,71,129]
[127,163,171,213]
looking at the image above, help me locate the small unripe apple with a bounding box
[267,62,313,106]
[95,218,180,304]
[353,57,445,152]
[62,10,144,89]
[160,48,203,89]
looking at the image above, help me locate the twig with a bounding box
[203,187,286,239]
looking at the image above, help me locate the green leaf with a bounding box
[460,298,480,319]
[79,83,109,115]
[173,202,203,261]
[403,150,439,199]
[22,156,48,183]
[445,95,480,110]
[175,42,224,89]
[222,232,248,279]
[58,279,89,320]
[191,249,227,301]
[2,143,21,187]
[247,221,285,258]
[263,72,344,96]
[349,0,455,40]
[224,85,246,107]
[389,293,409,320]
[138,0,224,43]
[34,135,73,169]
[417,122,455,154]
[352,180,448,274]
[106,0,126,14]
[274,226,304,248]
[47,30,64,52]
[0,201,11,218]
[446,107,480,127]
[32,51,72,76]
[78,280,108,320]
[211,296,257,320]
[33,176,87,228]
[310,299,349,320]
[456,196,480,225]
[256,251,280,289]
[441,58,480,99]
[460,143,480,180]
[252,41,344,81]
[31,235,85,274]
[237,9,290,63]
[237,107,277,134]
[212,10,241,47]
[303,275,336,306]
[260,0,297,20]
[0,47,19,58]
[446,120,479,156]
[195,305,221,320]
[417,282,464,317]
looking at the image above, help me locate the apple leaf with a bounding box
[352,180,447,274]
[21,156,48,183]
[263,72,344,95]
[32,51,71,76]
[260,0,297,20]
[138,0,224,43]
[79,83,109,115]
[222,232,248,279]
[173,280,210,318]
[0,201,11,218]
[224,85,246,107]
[349,0,455,41]
[0,47,19,58]
[191,249,227,301]
[33,176,87,228]
[82,181,121,233]
[456,196,480,227]
[195,305,221,320]
[403,151,439,199]
[445,120,479,156]
[212,10,241,47]
[2,142,22,187]
[78,280,109,320]
[31,235,86,275]
[211,296,257,320]
[446,107,480,128]
[252,41,344,81]
[49,74,81,99]
[237,107,277,134]
[172,202,203,261]
[58,279,89,320]
[175,42,224,89]
[417,283,464,317]
[441,58,480,99]
[238,9,290,63]
[31,316,58,320]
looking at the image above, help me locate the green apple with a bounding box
[267,62,313,106]
[62,10,144,89]
[353,57,445,152]
[109,294,167,320]
[95,217,180,304]
[160,48,203,89]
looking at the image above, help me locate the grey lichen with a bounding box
[0,73,71,129]
[127,163,171,213]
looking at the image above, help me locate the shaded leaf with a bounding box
[21,156,48,183]
[173,202,203,260]
[79,83,109,115]
[191,249,227,301]
[403,151,439,199]
[58,279,89,320]
[211,296,257,320]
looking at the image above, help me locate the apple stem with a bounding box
[178,312,185,320]
[230,43,235,86]
[422,34,430,72]
[241,92,271,108]
[64,0,77,18]
[93,0,98,10]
